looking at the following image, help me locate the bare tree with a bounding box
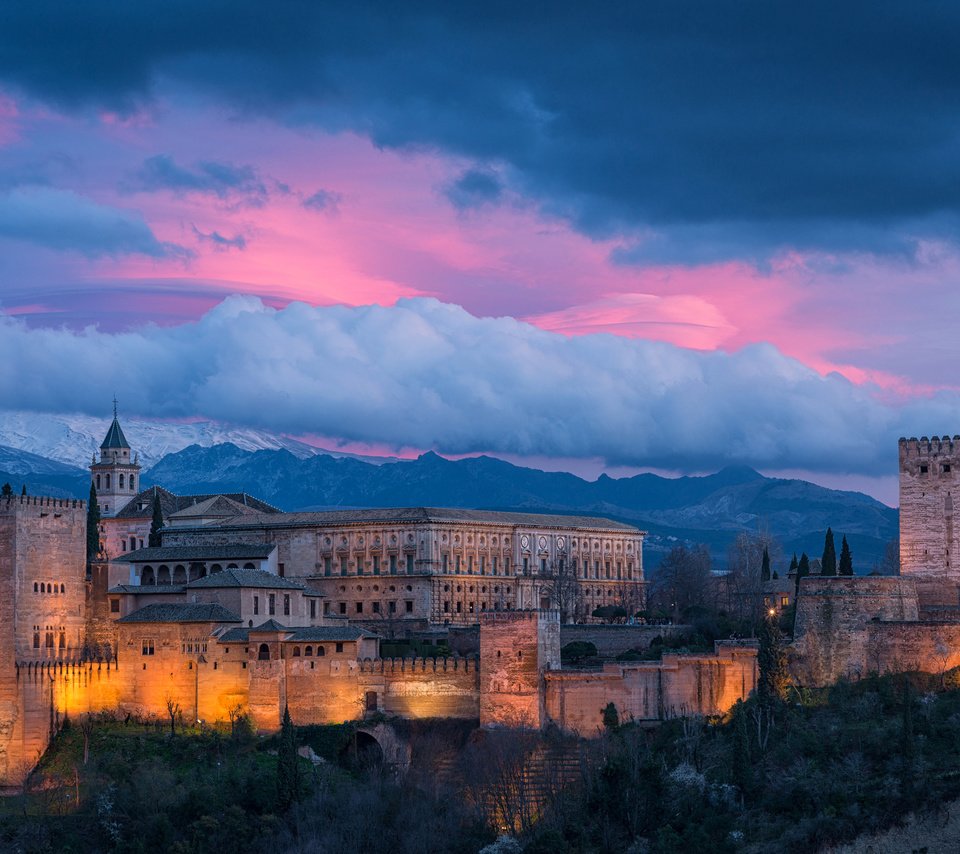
[727,530,782,627]
[880,537,901,576]
[648,544,712,619]
[536,557,581,623]
[165,696,181,737]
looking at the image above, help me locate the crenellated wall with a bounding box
[544,642,758,735]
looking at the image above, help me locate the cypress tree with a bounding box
[838,535,854,576]
[1,483,11,497]
[87,483,101,566]
[758,614,789,705]
[20,484,26,496]
[761,546,771,582]
[788,553,798,575]
[900,677,916,805]
[821,527,837,576]
[731,701,753,797]
[795,552,810,599]
[148,491,164,548]
[276,705,299,812]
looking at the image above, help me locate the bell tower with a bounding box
[90,400,141,518]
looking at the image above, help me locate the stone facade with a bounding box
[162,508,646,626]
[899,436,960,607]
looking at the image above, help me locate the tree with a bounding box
[838,535,853,576]
[165,696,181,736]
[821,527,837,576]
[602,702,620,731]
[757,614,789,706]
[731,702,753,797]
[760,547,771,582]
[649,544,712,619]
[794,552,810,599]
[276,705,300,812]
[538,556,581,623]
[149,491,164,548]
[880,538,900,576]
[87,483,101,566]
[1,483,11,497]
[20,484,26,496]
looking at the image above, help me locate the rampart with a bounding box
[544,641,758,734]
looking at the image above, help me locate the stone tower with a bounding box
[89,403,140,519]
[479,610,560,729]
[899,436,960,608]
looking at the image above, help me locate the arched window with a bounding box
[157,565,171,585]
[227,563,239,570]
[59,632,65,649]
[292,646,301,657]
[258,643,271,661]
[304,646,313,657]
[60,583,65,594]
[33,632,39,649]
[130,537,137,552]
[33,582,38,593]
[130,475,135,491]
[316,645,325,657]
[45,632,54,649]
[96,474,101,490]
[119,474,124,489]
[40,583,45,593]
[211,564,223,573]
[243,562,256,570]
[105,474,111,489]
[173,565,187,584]
[141,566,155,585]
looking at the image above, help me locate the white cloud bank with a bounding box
[0,295,955,475]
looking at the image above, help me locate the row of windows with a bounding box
[33,628,66,649]
[94,473,136,492]
[318,554,637,580]
[258,642,343,659]
[444,600,515,614]
[253,593,291,617]
[322,555,416,576]
[33,582,66,594]
[330,600,414,615]
[919,463,952,475]
[140,562,257,585]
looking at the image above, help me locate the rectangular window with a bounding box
[390,555,397,574]
[920,464,929,474]
[468,556,473,573]
[340,557,348,576]
[444,600,450,612]
[389,601,397,613]
[406,554,414,574]
[356,602,363,614]
[781,596,790,607]
[372,601,381,613]
[405,600,413,613]
[373,555,380,575]
[605,562,611,579]
[492,557,498,575]
[141,638,155,656]
[945,464,953,473]
[442,554,448,573]
[254,595,259,615]
[594,560,600,579]
[339,602,347,615]
[323,602,330,615]
[523,557,529,575]
[335,642,344,653]
[269,594,276,616]
[283,594,290,616]
[324,557,332,576]
[540,558,547,574]
[278,562,285,578]
[456,555,461,574]
[310,600,317,619]
[357,558,364,576]
[456,602,462,613]
[110,599,120,613]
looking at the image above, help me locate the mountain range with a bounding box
[0,436,898,572]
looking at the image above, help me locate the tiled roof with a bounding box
[168,495,254,520]
[185,506,640,532]
[112,544,276,564]
[100,416,130,450]
[249,619,288,632]
[183,568,305,590]
[217,624,377,643]
[117,603,241,623]
[113,485,280,520]
[108,584,186,594]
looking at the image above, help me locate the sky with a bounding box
[2,2,960,505]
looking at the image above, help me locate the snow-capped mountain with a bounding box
[0,411,396,470]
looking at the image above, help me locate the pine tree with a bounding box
[148,491,164,548]
[794,552,810,599]
[761,547,771,582]
[1,483,11,497]
[821,527,837,576]
[87,483,101,566]
[838,535,854,576]
[789,553,798,575]
[758,614,789,705]
[20,484,26,496]
[276,705,299,812]
[731,701,753,797]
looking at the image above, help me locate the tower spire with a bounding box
[113,396,118,418]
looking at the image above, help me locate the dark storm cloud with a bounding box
[3,2,960,260]
[131,155,268,205]
[444,168,504,211]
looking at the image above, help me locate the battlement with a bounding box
[899,436,960,459]
[480,609,560,624]
[358,655,480,674]
[0,495,86,515]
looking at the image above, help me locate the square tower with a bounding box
[899,436,960,607]
[479,610,560,729]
